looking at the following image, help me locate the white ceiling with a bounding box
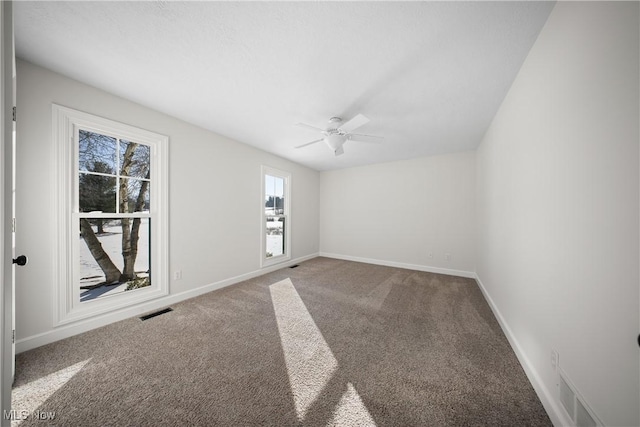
[14,1,554,171]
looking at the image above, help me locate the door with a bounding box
[1,2,15,425]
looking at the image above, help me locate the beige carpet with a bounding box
[13,257,551,426]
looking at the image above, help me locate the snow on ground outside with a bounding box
[267,235,284,257]
[79,220,149,301]
[266,220,284,257]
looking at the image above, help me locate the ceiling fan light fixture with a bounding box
[324,133,347,150]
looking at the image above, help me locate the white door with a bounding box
[1,2,16,425]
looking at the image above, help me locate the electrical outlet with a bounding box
[551,349,559,371]
[174,270,182,280]
[428,252,433,259]
[445,253,451,262]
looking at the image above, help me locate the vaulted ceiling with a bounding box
[15,1,554,171]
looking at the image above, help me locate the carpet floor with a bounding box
[13,257,551,426]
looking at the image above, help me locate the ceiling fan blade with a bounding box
[339,114,369,133]
[295,122,324,132]
[294,138,323,149]
[350,138,383,144]
[349,133,384,143]
[334,145,345,156]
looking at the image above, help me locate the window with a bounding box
[261,166,290,267]
[53,105,168,325]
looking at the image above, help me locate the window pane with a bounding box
[79,130,117,174]
[274,177,284,215]
[119,178,150,213]
[79,172,116,213]
[275,195,284,215]
[265,195,275,216]
[120,140,151,178]
[266,216,284,258]
[79,218,151,302]
[274,176,284,198]
[265,174,275,197]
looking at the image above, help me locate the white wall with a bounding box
[15,60,320,349]
[320,152,475,276]
[476,2,639,426]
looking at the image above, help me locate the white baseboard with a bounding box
[16,252,319,353]
[319,252,476,279]
[474,273,571,427]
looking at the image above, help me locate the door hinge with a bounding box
[12,106,16,122]
[12,218,15,233]
[12,330,15,344]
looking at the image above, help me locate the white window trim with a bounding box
[261,165,291,268]
[52,104,169,326]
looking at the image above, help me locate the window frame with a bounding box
[261,166,291,268]
[53,104,169,326]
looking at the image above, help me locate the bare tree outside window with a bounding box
[78,130,152,301]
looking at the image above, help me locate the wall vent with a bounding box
[140,307,173,321]
[558,369,603,426]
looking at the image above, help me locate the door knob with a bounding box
[12,255,28,266]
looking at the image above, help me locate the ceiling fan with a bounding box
[294,114,383,156]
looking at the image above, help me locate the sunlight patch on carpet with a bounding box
[270,278,337,420]
[270,278,376,425]
[328,382,376,426]
[11,359,91,426]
